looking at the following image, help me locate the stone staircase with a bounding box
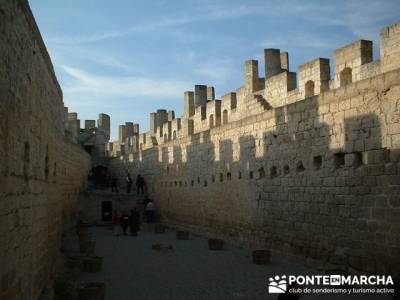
[245,94,272,114]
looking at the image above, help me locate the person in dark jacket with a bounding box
[126,173,133,193]
[129,208,140,236]
[120,212,129,235]
[136,174,145,194]
[111,173,119,192]
[145,200,155,223]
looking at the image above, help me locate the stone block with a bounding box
[77,282,105,300]
[176,231,190,240]
[208,239,224,250]
[252,249,270,265]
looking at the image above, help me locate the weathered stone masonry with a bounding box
[110,22,400,275]
[0,1,90,299]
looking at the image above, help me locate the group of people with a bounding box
[111,173,146,194]
[111,199,157,236]
[112,208,140,236]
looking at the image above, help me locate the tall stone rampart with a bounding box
[109,21,400,275]
[0,1,91,299]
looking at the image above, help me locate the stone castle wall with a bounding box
[109,22,400,275]
[0,1,90,299]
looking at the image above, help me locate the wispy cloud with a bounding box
[194,58,236,86]
[61,65,189,100]
[332,0,400,38]
[46,0,397,47]
[46,3,269,45]
[52,45,139,72]
[260,32,338,51]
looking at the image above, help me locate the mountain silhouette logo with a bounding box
[268,275,287,293]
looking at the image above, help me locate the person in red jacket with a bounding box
[112,210,121,236]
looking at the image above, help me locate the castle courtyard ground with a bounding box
[67,226,392,300]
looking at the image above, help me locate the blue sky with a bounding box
[29,0,400,140]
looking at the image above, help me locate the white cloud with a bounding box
[260,33,337,51]
[46,3,270,45]
[44,0,400,47]
[194,58,236,85]
[61,65,190,100]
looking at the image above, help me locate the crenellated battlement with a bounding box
[108,21,400,157]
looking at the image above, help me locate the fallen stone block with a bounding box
[154,224,166,234]
[76,227,88,235]
[252,249,270,265]
[151,243,174,252]
[78,231,92,242]
[77,282,105,300]
[176,230,189,240]
[208,238,224,250]
[81,256,103,273]
[79,241,95,255]
[66,255,86,269]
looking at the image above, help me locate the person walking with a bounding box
[111,173,119,192]
[120,212,130,235]
[112,210,121,236]
[126,173,133,193]
[145,200,155,223]
[136,174,145,194]
[129,208,140,236]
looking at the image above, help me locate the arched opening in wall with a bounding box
[296,161,305,173]
[313,155,322,170]
[270,166,277,178]
[91,165,109,188]
[219,173,224,182]
[209,114,214,129]
[305,80,315,98]
[353,152,363,168]
[238,171,242,179]
[222,110,228,125]
[84,145,94,155]
[334,153,345,169]
[258,167,265,179]
[164,134,168,143]
[211,175,215,183]
[340,67,352,87]
[173,131,177,140]
[227,172,231,180]
[283,165,290,175]
[45,145,49,181]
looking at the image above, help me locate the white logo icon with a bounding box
[330,275,341,285]
[268,275,287,293]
